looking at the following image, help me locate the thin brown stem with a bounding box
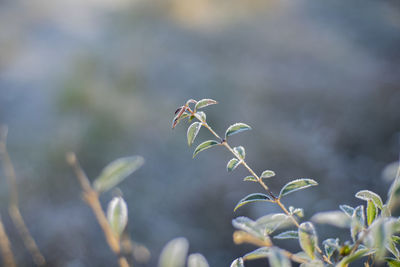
[365,254,372,267]
[276,199,300,228]
[222,142,276,200]
[0,126,46,266]
[185,108,333,264]
[0,215,17,267]
[66,153,130,267]
[349,228,369,255]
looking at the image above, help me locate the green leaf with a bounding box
[232,217,264,239]
[234,193,274,212]
[243,176,257,182]
[269,247,292,267]
[337,248,372,267]
[386,257,400,267]
[351,205,365,242]
[195,99,218,110]
[388,220,400,234]
[339,244,351,257]
[195,111,206,121]
[107,197,128,238]
[227,158,241,172]
[339,205,354,217]
[230,258,244,267]
[393,236,400,245]
[368,218,398,260]
[188,253,209,267]
[384,219,400,257]
[243,247,270,260]
[311,211,351,228]
[187,122,202,147]
[279,179,318,198]
[261,170,275,179]
[93,156,144,193]
[274,231,298,240]
[367,200,377,226]
[225,123,252,139]
[158,237,189,267]
[289,206,304,218]
[322,238,339,259]
[355,190,383,210]
[387,239,400,259]
[193,140,219,158]
[233,146,245,159]
[256,213,293,235]
[298,222,318,260]
[365,218,384,252]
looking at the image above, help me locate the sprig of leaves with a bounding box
[68,153,145,267]
[172,99,325,265]
[171,98,400,266]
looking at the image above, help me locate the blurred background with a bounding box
[1,0,400,266]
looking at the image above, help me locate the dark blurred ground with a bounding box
[1,0,400,266]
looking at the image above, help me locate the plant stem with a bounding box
[66,153,130,267]
[275,199,299,227]
[0,126,46,266]
[221,142,276,200]
[349,228,369,255]
[0,215,17,267]
[188,108,293,218]
[187,107,332,264]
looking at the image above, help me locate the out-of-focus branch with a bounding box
[233,230,307,264]
[0,126,46,266]
[66,152,130,267]
[0,215,17,267]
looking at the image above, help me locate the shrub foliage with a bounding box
[171,98,400,267]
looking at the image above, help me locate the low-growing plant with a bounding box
[172,98,400,267]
